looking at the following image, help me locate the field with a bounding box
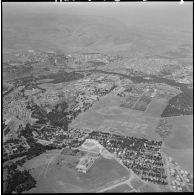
[145,97,168,116]
[104,184,133,192]
[163,147,193,174]
[161,115,193,174]
[70,93,194,178]
[71,94,161,140]
[161,92,193,117]
[139,183,171,192]
[165,115,193,149]
[24,151,129,193]
[130,176,170,192]
[130,177,145,190]
[139,184,158,192]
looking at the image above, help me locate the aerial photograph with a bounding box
[2,1,193,193]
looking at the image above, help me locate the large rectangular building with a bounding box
[76,153,100,173]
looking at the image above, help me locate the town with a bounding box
[3,121,168,186]
[3,50,193,193]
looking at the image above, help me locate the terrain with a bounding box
[3,3,193,194]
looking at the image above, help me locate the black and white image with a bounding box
[2,1,193,193]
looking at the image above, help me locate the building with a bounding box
[76,153,100,173]
[76,139,103,173]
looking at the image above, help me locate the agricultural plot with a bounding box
[92,94,122,111]
[161,92,193,117]
[164,115,193,150]
[134,95,152,111]
[71,94,160,140]
[145,98,168,116]
[100,119,148,137]
[120,95,138,109]
[120,89,153,112]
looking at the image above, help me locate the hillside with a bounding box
[3,11,192,60]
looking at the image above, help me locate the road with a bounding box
[97,178,130,193]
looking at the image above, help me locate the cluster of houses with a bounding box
[3,137,30,161]
[87,131,167,185]
[30,125,91,148]
[56,75,117,121]
[31,73,117,124]
[3,89,23,114]
[4,122,168,185]
[3,87,33,132]
[170,65,193,85]
[76,152,100,174]
[3,125,89,162]
[69,53,112,66]
[76,139,102,173]
[31,124,68,145]
[167,156,193,192]
[6,121,192,190]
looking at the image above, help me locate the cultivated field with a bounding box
[145,97,168,116]
[165,115,193,149]
[71,94,161,140]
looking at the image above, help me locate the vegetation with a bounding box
[120,96,137,109]
[134,95,152,111]
[155,119,172,140]
[39,71,84,84]
[4,163,36,194]
[47,101,69,129]
[161,92,193,117]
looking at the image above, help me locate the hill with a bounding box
[3,11,192,59]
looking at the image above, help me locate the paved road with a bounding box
[97,178,130,193]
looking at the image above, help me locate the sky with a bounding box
[3,2,193,30]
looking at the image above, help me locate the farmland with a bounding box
[145,98,168,116]
[71,93,161,140]
[164,115,193,149]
